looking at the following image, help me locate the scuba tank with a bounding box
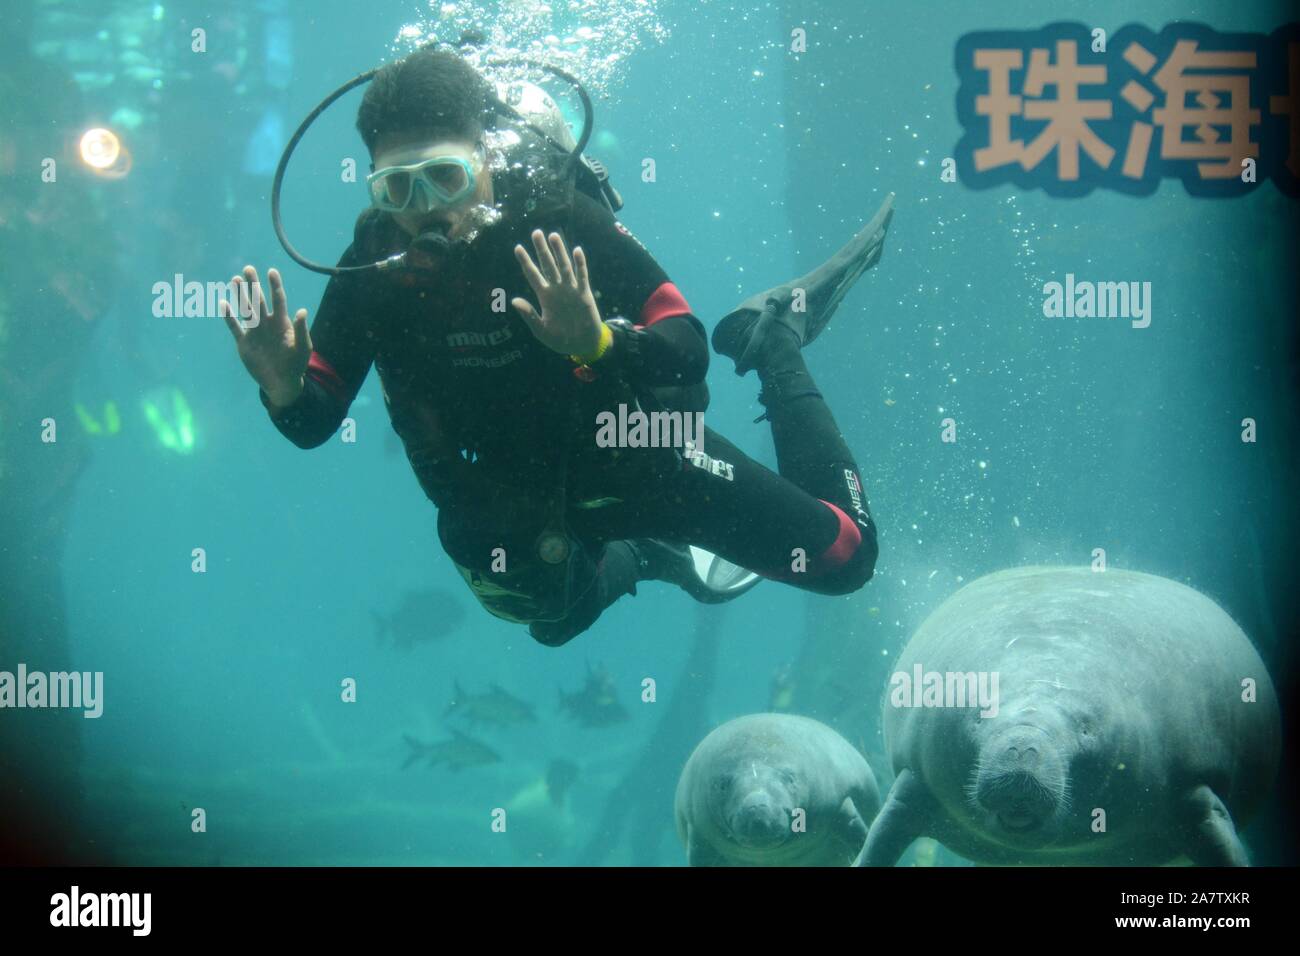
[495,78,624,216]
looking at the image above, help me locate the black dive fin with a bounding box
[715,192,895,375]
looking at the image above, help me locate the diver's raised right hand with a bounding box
[220,266,312,409]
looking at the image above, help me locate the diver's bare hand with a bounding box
[220,266,312,409]
[511,230,604,357]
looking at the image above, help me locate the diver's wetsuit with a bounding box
[263,191,877,644]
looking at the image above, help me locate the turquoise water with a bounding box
[1,0,1295,866]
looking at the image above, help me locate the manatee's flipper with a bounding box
[713,192,895,375]
[851,773,883,823]
[831,796,871,864]
[854,768,933,867]
[684,824,728,867]
[1180,785,1250,866]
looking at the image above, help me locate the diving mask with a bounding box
[367,146,484,213]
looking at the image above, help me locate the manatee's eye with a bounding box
[714,775,730,791]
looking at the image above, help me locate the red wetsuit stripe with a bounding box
[754,500,862,582]
[816,500,863,567]
[306,351,352,405]
[638,282,692,328]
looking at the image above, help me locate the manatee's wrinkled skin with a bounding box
[856,566,1280,867]
[676,713,879,866]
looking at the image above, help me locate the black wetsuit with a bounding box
[263,191,877,644]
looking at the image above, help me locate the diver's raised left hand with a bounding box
[511,230,604,357]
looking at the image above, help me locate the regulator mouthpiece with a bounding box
[405,224,453,269]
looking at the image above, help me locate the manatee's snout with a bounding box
[728,790,792,849]
[977,770,1057,832]
[973,728,1068,838]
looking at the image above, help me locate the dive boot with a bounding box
[632,539,761,605]
[713,192,895,375]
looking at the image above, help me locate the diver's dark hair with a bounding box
[356,48,492,155]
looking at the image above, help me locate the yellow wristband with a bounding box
[570,322,614,365]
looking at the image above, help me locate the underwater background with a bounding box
[1,0,1296,866]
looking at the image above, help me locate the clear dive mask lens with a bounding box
[367,151,480,213]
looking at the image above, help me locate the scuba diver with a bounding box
[223,46,891,646]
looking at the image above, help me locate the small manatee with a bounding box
[675,713,879,866]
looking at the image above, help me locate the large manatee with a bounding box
[676,713,879,866]
[856,566,1280,867]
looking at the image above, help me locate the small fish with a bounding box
[401,730,501,772]
[558,662,629,728]
[545,758,580,808]
[445,680,537,727]
[374,588,466,651]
